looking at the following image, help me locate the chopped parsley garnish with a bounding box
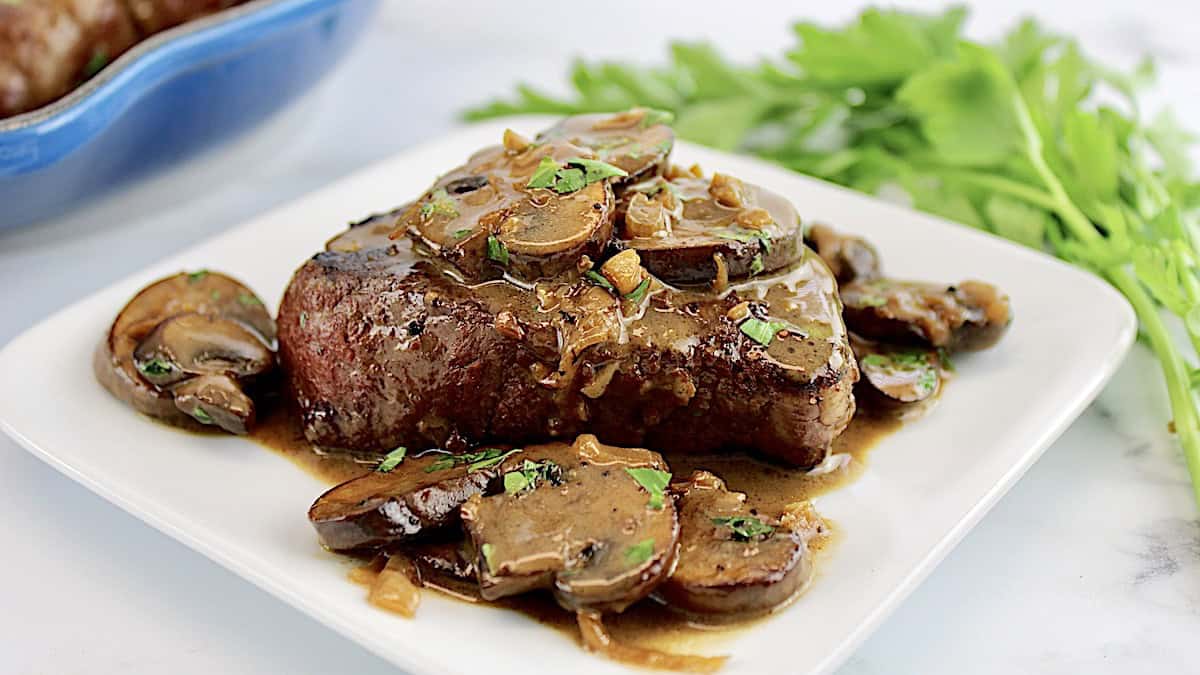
[210,290,221,301]
[376,447,407,473]
[424,447,522,473]
[192,407,214,425]
[469,448,521,471]
[861,351,938,394]
[585,270,615,292]
[526,156,560,189]
[503,459,562,494]
[83,49,109,78]
[624,278,651,303]
[716,228,772,254]
[237,293,262,307]
[640,108,675,128]
[624,538,656,566]
[856,295,888,307]
[525,156,628,194]
[554,167,586,193]
[187,270,208,283]
[937,347,955,372]
[739,317,788,347]
[571,157,628,183]
[749,254,765,275]
[480,543,498,574]
[625,467,671,510]
[453,228,472,238]
[419,188,458,219]
[486,235,509,266]
[711,516,775,541]
[136,358,173,377]
[299,311,308,328]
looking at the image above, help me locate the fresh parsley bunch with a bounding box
[467,7,1200,507]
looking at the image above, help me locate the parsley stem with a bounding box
[937,169,1059,212]
[1011,89,1106,248]
[1107,265,1200,509]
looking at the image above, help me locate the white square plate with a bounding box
[0,119,1135,675]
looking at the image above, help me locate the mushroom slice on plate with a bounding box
[308,449,508,551]
[133,313,273,388]
[841,279,1012,352]
[852,336,945,412]
[399,141,616,282]
[804,223,882,284]
[460,434,679,613]
[534,109,675,183]
[169,373,256,435]
[658,471,823,621]
[93,271,275,432]
[615,174,805,286]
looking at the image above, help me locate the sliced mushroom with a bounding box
[404,539,483,602]
[535,109,675,183]
[94,271,275,431]
[804,223,881,284]
[615,175,805,285]
[399,142,615,282]
[308,450,502,551]
[460,434,679,613]
[841,279,1012,352]
[852,335,944,411]
[658,471,823,621]
[170,374,255,435]
[133,313,273,388]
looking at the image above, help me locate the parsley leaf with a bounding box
[419,188,458,219]
[376,447,407,473]
[585,269,615,292]
[749,254,765,275]
[486,235,509,266]
[480,543,498,574]
[136,358,173,377]
[624,538,656,566]
[503,459,562,494]
[624,278,651,303]
[711,516,775,541]
[423,447,521,473]
[625,467,671,510]
[739,317,788,347]
[524,156,627,194]
[527,156,561,189]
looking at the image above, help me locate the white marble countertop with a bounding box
[2,1,1198,673]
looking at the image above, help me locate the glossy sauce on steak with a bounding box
[277,237,856,467]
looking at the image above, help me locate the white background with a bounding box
[2,1,1198,673]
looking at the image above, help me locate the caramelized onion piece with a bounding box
[368,555,422,618]
[576,610,728,673]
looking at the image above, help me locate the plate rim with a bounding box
[0,120,1138,675]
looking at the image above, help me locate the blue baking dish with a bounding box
[0,0,379,230]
